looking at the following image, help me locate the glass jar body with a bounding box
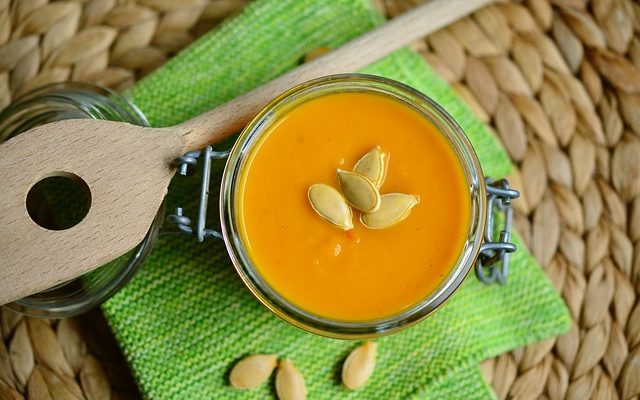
[0,83,163,318]
[220,74,487,339]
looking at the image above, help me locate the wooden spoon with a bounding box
[0,0,492,305]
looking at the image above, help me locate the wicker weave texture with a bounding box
[0,0,639,399]
[0,0,247,109]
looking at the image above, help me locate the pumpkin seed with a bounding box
[275,359,307,400]
[379,151,390,188]
[342,342,377,390]
[353,146,389,188]
[336,169,381,212]
[361,193,420,229]
[308,184,353,230]
[229,354,278,389]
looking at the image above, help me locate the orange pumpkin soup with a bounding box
[237,91,470,321]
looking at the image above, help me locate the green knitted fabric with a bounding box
[102,0,571,399]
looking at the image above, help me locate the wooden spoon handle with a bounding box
[178,0,493,151]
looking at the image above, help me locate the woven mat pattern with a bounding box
[0,0,639,399]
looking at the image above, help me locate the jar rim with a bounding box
[220,74,487,338]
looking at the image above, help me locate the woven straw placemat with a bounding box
[0,0,639,399]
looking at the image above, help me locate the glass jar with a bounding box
[221,74,489,338]
[0,82,163,318]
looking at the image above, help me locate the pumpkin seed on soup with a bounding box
[361,193,420,229]
[379,151,390,188]
[336,169,381,212]
[308,183,353,230]
[353,146,388,188]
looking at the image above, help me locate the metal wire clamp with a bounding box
[168,145,229,242]
[475,178,520,285]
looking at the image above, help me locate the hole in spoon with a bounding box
[26,172,92,231]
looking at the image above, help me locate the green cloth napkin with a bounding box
[102,0,571,398]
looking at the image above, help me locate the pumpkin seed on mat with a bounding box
[308,184,353,230]
[336,169,381,212]
[342,341,377,390]
[229,354,278,389]
[353,146,389,188]
[361,193,420,229]
[275,359,307,400]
